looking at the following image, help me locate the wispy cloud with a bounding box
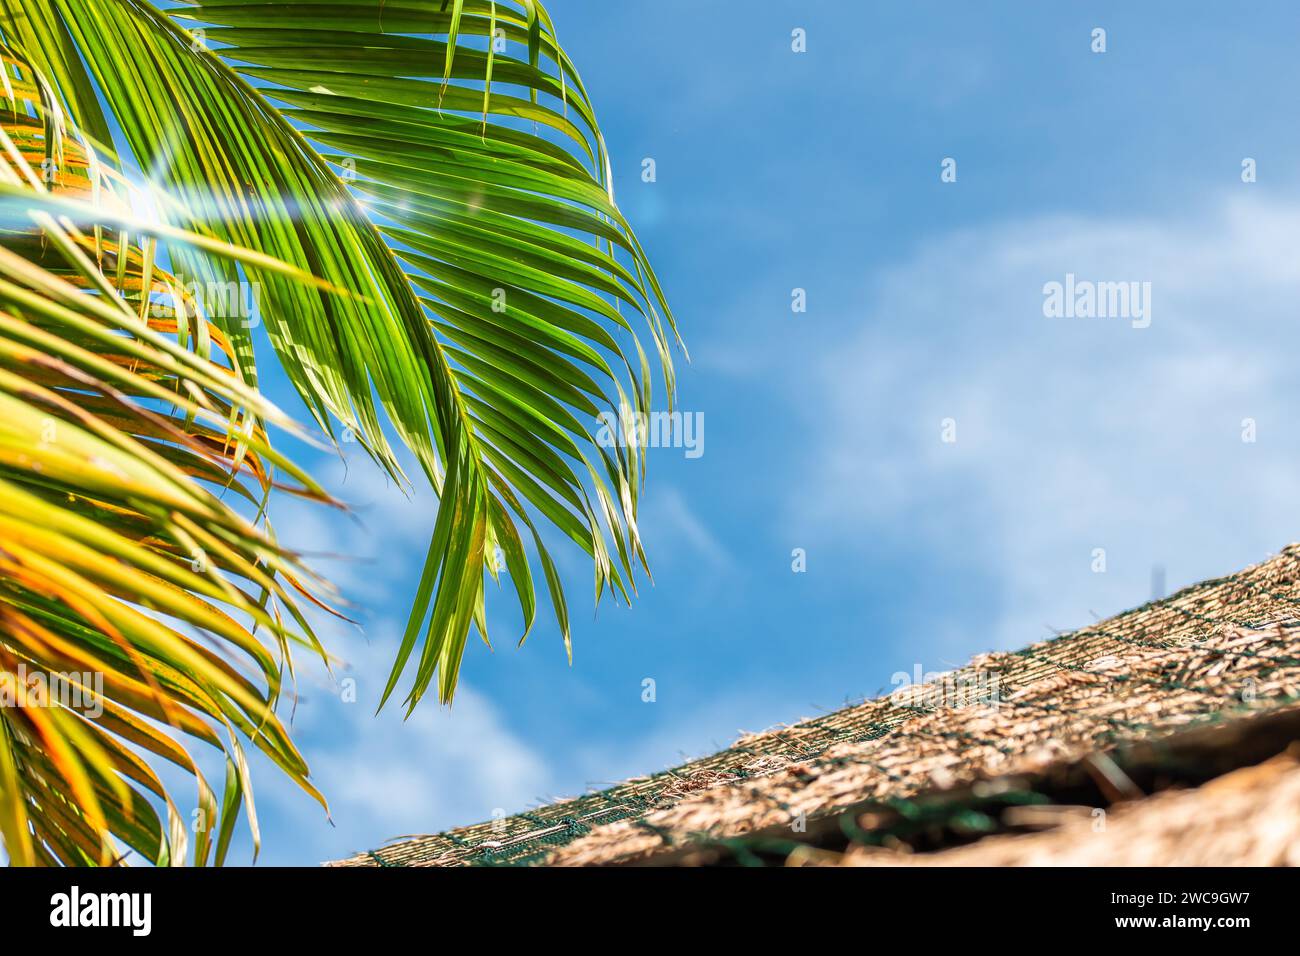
[247,628,552,865]
[799,194,1300,648]
[642,485,734,572]
[236,456,554,864]
[271,450,434,602]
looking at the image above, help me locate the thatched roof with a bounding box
[843,747,1300,867]
[327,545,1300,867]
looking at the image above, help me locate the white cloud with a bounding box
[253,631,552,864]
[311,685,551,843]
[273,451,434,601]
[800,194,1300,649]
[235,452,555,864]
[641,484,734,572]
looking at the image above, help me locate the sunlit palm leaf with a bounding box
[163,0,683,706]
[0,0,679,863]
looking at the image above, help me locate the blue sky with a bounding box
[206,1,1300,863]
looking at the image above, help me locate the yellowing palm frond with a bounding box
[0,51,335,864]
[0,0,681,865]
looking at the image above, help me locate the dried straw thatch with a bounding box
[327,545,1300,867]
[841,750,1300,867]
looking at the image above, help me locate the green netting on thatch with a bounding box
[328,544,1300,867]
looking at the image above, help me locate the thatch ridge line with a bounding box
[325,544,1300,867]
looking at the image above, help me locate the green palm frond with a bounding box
[0,0,680,865]
[0,50,335,865]
[4,0,680,711]
[171,0,684,708]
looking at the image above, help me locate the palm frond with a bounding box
[2,0,681,709]
[171,0,683,706]
[0,49,333,865]
[4,0,679,707]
